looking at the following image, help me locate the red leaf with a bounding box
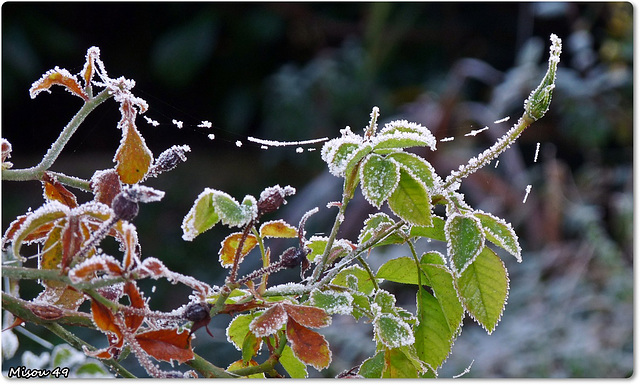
[43,173,78,208]
[282,303,331,329]
[114,122,153,184]
[60,215,83,270]
[91,299,122,339]
[135,328,194,364]
[123,281,144,332]
[249,303,288,337]
[91,169,122,206]
[219,232,258,268]
[29,67,88,101]
[285,318,331,370]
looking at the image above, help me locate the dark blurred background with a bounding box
[2,2,632,378]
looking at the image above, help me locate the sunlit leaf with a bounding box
[360,154,400,208]
[68,254,123,283]
[219,232,258,268]
[376,257,423,285]
[282,303,331,329]
[387,170,432,226]
[135,328,193,364]
[474,211,521,262]
[456,247,509,334]
[114,123,153,184]
[375,120,437,152]
[29,66,89,101]
[249,303,288,337]
[445,214,485,276]
[304,236,328,263]
[286,318,331,371]
[280,344,307,378]
[259,220,298,239]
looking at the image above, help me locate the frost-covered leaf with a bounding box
[123,281,145,332]
[91,169,122,206]
[90,300,122,339]
[226,314,255,350]
[249,303,288,337]
[114,123,153,184]
[259,220,297,239]
[29,66,89,101]
[43,174,78,208]
[374,290,396,314]
[181,188,219,241]
[358,213,405,246]
[135,328,193,364]
[410,215,446,242]
[387,152,440,190]
[81,46,100,88]
[331,265,378,296]
[68,254,123,283]
[373,120,437,152]
[282,303,331,329]
[11,202,69,259]
[321,136,364,177]
[310,289,353,315]
[286,318,331,370]
[147,144,191,178]
[445,213,485,276]
[374,314,414,349]
[359,351,385,378]
[218,232,258,268]
[376,257,423,285]
[215,194,257,228]
[415,285,463,370]
[387,169,432,226]
[474,211,521,262]
[305,236,327,263]
[456,247,508,334]
[280,344,307,378]
[360,154,400,208]
[241,331,262,364]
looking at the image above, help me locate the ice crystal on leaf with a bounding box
[373,313,415,349]
[29,66,88,101]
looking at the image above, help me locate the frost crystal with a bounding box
[208,134,215,140]
[534,142,540,163]
[247,136,328,147]
[235,140,243,147]
[197,121,212,128]
[440,137,455,142]
[523,184,532,203]
[295,147,304,153]
[143,116,160,127]
[493,116,510,124]
[464,126,489,137]
[123,185,165,203]
[172,119,184,129]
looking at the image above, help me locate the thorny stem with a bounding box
[1,88,112,187]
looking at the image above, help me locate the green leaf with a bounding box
[382,348,419,378]
[387,152,440,190]
[387,170,432,226]
[376,257,423,285]
[374,314,414,349]
[456,247,509,334]
[226,313,255,350]
[359,351,385,378]
[305,236,327,263]
[474,211,521,262]
[310,289,353,315]
[373,120,437,152]
[410,215,446,242]
[213,194,256,228]
[241,331,262,364]
[343,143,373,177]
[445,213,485,275]
[374,290,396,314]
[331,265,378,296]
[280,344,308,378]
[360,154,400,208]
[419,251,446,266]
[358,213,405,246]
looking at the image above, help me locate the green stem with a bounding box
[310,198,349,283]
[186,353,236,378]
[356,255,379,291]
[2,292,95,328]
[229,334,287,377]
[2,265,128,291]
[2,88,112,184]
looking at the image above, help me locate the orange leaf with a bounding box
[259,220,298,239]
[135,328,194,364]
[286,318,331,370]
[249,303,288,337]
[219,232,258,268]
[82,46,100,88]
[69,255,123,283]
[91,169,122,206]
[122,223,139,271]
[114,123,153,184]
[43,173,78,208]
[282,303,331,329]
[29,67,88,101]
[91,299,122,339]
[123,281,144,332]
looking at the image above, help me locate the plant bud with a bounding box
[257,185,295,216]
[279,247,306,269]
[112,192,139,221]
[184,302,211,322]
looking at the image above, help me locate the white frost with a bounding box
[172,119,184,129]
[198,121,212,128]
[534,142,540,163]
[523,184,532,203]
[247,136,328,147]
[493,116,510,124]
[440,137,455,142]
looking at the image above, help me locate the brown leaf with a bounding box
[285,318,331,370]
[60,215,82,270]
[249,303,288,337]
[114,123,153,184]
[282,303,331,329]
[42,173,78,208]
[219,232,258,268]
[91,169,122,206]
[69,255,123,283]
[29,67,89,101]
[123,281,144,332]
[135,328,194,364]
[91,299,122,339]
